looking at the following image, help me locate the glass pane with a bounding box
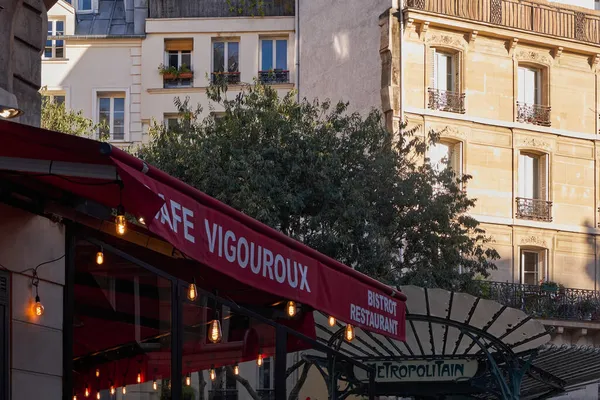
[113,97,125,113]
[168,51,179,69]
[79,0,92,10]
[55,41,64,58]
[98,97,110,113]
[181,51,191,69]
[275,40,287,70]
[44,42,53,58]
[47,21,52,35]
[213,42,224,73]
[227,42,239,72]
[54,96,65,105]
[436,53,449,91]
[56,21,64,35]
[429,142,450,172]
[72,241,172,399]
[261,40,273,71]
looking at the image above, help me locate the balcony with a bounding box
[404,0,600,45]
[516,197,552,222]
[516,102,551,127]
[258,70,290,84]
[208,389,238,400]
[427,88,465,114]
[211,72,241,85]
[465,281,600,322]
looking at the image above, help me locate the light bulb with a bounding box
[286,301,297,317]
[209,319,222,343]
[138,217,145,225]
[187,283,197,301]
[345,324,355,341]
[153,379,157,391]
[116,214,126,235]
[33,295,44,316]
[96,251,104,265]
[137,370,142,383]
[96,391,100,400]
[186,373,192,386]
[84,386,90,397]
[73,395,77,400]
[95,369,100,378]
[328,316,336,327]
[209,367,216,381]
[110,383,115,395]
[233,363,239,375]
[257,354,263,367]
[122,386,126,395]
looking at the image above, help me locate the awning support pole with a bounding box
[171,281,183,400]
[274,325,287,400]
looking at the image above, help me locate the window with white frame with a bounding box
[212,40,240,83]
[43,93,66,106]
[44,20,64,59]
[97,94,126,141]
[77,0,92,12]
[163,39,193,88]
[521,249,547,285]
[259,38,289,83]
[429,141,463,175]
[518,66,541,106]
[518,152,548,200]
[430,49,460,93]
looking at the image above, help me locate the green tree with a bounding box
[138,82,498,291]
[41,94,106,138]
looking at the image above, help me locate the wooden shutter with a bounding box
[454,53,461,93]
[451,141,463,177]
[429,47,437,89]
[0,271,8,400]
[518,67,525,103]
[164,39,193,51]
[518,153,526,197]
[539,153,549,201]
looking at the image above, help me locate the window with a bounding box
[44,20,64,59]
[520,249,547,285]
[433,51,455,92]
[77,0,92,12]
[258,357,273,395]
[212,40,240,84]
[429,141,462,175]
[43,94,65,106]
[428,48,464,113]
[259,38,289,84]
[517,152,551,221]
[516,65,550,126]
[163,39,193,88]
[97,94,126,141]
[518,66,541,106]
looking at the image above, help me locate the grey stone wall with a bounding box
[0,0,49,126]
[148,0,294,19]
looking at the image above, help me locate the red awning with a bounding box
[0,120,406,341]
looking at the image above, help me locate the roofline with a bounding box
[58,34,146,40]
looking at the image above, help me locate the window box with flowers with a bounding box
[158,64,193,87]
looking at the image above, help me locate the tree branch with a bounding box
[226,366,260,400]
[288,361,312,400]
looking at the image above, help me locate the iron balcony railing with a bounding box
[208,389,239,400]
[465,281,600,322]
[211,72,241,85]
[258,70,290,84]
[427,88,466,114]
[257,389,275,400]
[516,102,551,127]
[515,197,552,222]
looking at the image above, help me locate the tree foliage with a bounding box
[137,82,498,291]
[41,94,106,138]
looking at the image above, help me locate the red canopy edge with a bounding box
[106,145,407,303]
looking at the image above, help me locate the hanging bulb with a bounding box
[96,250,104,265]
[84,386,90,398]
[110,382,115,395]
[116,206,126,235]
[328,316,336,327]
[209,318,222,343]
[122,386,126,395]
[137,369,142,384]
[286,301,297,317]
[257,353,263,367]
[186,373,192,386]
[95,369,100,378]
[209,367,216,381]
[152,379,158,391]
[33,295,44,316]
[345,324,355,341]
[233,363,239,376]
[96,391,100,400]
[138,217,145,225]
[73,395,77,400]
[187,283,197,301]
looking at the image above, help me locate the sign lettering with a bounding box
[355,359,479,383]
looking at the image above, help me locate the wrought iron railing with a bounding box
[208,389,239,400]
[516,102,551,127]
[404,0,600,45]
[257,389,275,400]
[427,88,465,114]
[465,281,600,322]
[211,72,241,85]
[515,197,552,222]
[258,70,290,84]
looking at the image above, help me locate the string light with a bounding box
[328,316,336,327]
[233,363,239,375]
[122,386,126,395]
[345,324,355,341]
[138,217,145,225]
[84,385,90,398]
[110,382,115,395]
[73,394,77,400]
[96,391,100,400]
[152,379,158,391]
[31,272,44,316]
[96,249,104,265]
[95,369,100,378]
[116,205,126,235]
[137,369,142,384]
[257,353,263,367]
[209,317,222,343]
[209,367,216,381]
[187,282,198,301]
[286,301,297,317]
[186,373,192,386]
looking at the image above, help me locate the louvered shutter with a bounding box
[454,53,461,93]
[451,141,463,177]
[429,47,437,89]
[539,153,549,201]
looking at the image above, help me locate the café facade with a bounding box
[0,119,407,400]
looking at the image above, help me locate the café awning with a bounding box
[0,119,406,341]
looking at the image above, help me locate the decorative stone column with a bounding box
[379,8,401,134]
